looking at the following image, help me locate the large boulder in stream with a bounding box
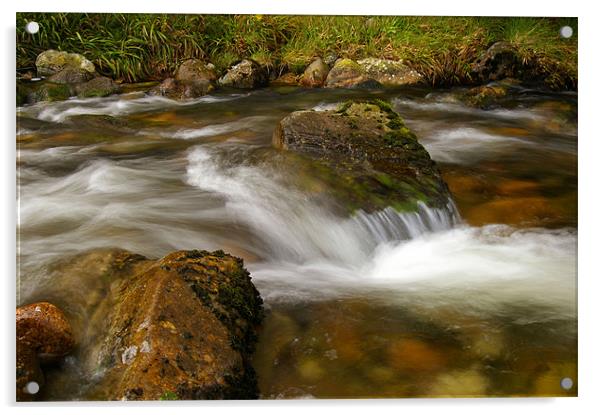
[27,248,263,400]
[273,100,452,212]
[98,249,263,400]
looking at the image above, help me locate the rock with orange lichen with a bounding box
[95,249,263,400]
[16,302,75,401]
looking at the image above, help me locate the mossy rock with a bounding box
[75,76,120,98]
[273,99,452,212]
[35,49,96,77]
[26,82,73,104]
[325,59,382,89]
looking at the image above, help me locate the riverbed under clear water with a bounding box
[16,85,577,399]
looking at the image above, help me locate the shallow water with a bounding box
[16,85,577,399]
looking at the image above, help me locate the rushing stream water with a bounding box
[17,85,577,399]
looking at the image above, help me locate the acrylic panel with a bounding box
[16,13,577,401]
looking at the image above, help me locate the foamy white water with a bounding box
[183,145,575,316]
[18,140,576,317]
[419,127,534,163]
[17,92,249,123]
[17,87,577,322]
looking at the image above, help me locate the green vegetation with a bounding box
[158,391,178,400]
[17,14,577,88]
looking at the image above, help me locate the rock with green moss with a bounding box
[26,82,73,104]
[357,58,424,87]
[75,76,121,98]
[273,100,452,212]
[35,49,96,78]
[325,59,381,89]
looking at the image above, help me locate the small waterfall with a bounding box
[352,201,460,243]
[186,145,459,266]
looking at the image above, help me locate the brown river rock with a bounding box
[95,249,263,400]
[19,248,263,401]
[16,302,75,401]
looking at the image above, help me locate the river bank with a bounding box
[17,15,577,90]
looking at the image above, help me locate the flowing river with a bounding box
[17,85,577,399]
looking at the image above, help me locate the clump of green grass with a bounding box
[159,391,178,401]
[16,14,577,88]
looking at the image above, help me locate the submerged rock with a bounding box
[357,58,424,87]
[94,249,263,400]
[273,99,452,212]
[325,59,381,89]
[35,49,96,78]
[218,59,268,89]
[463,84,509,109]
[16,302,75,401]
[300,58,330,88]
